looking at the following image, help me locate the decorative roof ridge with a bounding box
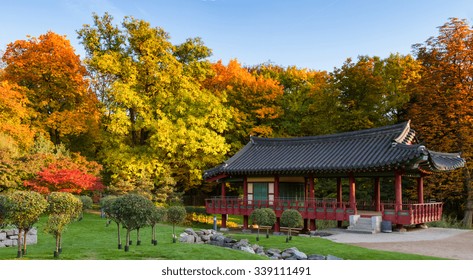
[426,149,463,158]
[393,120,412,144]
[251,121,410,145]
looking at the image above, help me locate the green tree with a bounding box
[0,195,6,227]
[78,13,229,199]
[3,190,48,258]
[249,64,334,136]
[280,209,303,243]
[113,194,155,251]
[330,54,420,132]
[250,208,276,240]
[45,192,83,258]
[99,195,122,249]
[166,206,186,243]
[408,18,473,227]
[149,206,167,245]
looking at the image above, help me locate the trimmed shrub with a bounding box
[3,190,48,258]
[149,206,167,245]
[46,192,83,258]
[280,209,303,228]
[99,195,121,249]
[113,194,155,251]
[251,208,277,240]
[280,209,303,242]
[0,195,6,227]
[79,195,93,210]
[167,206,187,243]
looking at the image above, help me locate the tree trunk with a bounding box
[55,233,60,258]
[136,228,141,245]
[23,229,28,255]
[172,224,176,243]
[152,224,156,244]
[58,234,62,253]
[116,222,122,249]
[125,229,130,252]
[17,229,23,258]
[463,167,473,228]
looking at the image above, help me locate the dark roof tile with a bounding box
[203,121,466,180]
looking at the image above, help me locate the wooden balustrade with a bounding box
[205,197,444,225]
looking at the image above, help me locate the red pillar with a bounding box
[336,177,342,207]
[309,175,315,200]
[303,219,308,231]
[308,175,315,231]
[274,176,280,232]
[243,177,249,230]
[417,176,424,204]
[395,171,403,211]
[337,177,343,228]
[309,219,316,231]
[221,214,227,228]
[348,173,356,210]
[374,177,381,212]
[221,181,226,198]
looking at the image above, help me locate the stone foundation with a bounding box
[0,228,37,248]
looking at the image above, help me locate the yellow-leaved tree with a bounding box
[78,13,229,201]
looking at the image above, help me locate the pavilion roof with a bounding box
[203,121,465,181]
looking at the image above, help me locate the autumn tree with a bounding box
[0,81,36,151]
[204,59,283,153]
[78,13,229,198]
[1,31,101,156]
[24,159,105,194]
[408,18,473,227]
[330,54,420,132]
[249,64,334,136]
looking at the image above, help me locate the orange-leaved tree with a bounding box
[0,81,36,151]
[204,59,284,153]
[408,18,473,227]
[2,31,101,156]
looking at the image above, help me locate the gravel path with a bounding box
[320,227,473,259]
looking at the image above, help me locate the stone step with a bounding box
[347,215,382,234]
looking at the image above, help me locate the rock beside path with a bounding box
[178,228,343,260]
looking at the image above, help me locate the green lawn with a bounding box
[0,213,444,260]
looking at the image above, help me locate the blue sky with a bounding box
[1,0,473,71]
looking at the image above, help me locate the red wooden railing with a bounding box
[380,202,443,225]
[205,197,355,221]
[205,197,443,225]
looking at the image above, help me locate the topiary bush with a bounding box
[149,206,167,245]
[0,195,7,228]
[280,209,303,242]
[262,208,276,238]
[167,206,187,243]
[79,195,93,210]
[99,195,121,249]
[113,194,155,251]
[251,208,277,240]
[3,190,48,258]
[46,192,83,258]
